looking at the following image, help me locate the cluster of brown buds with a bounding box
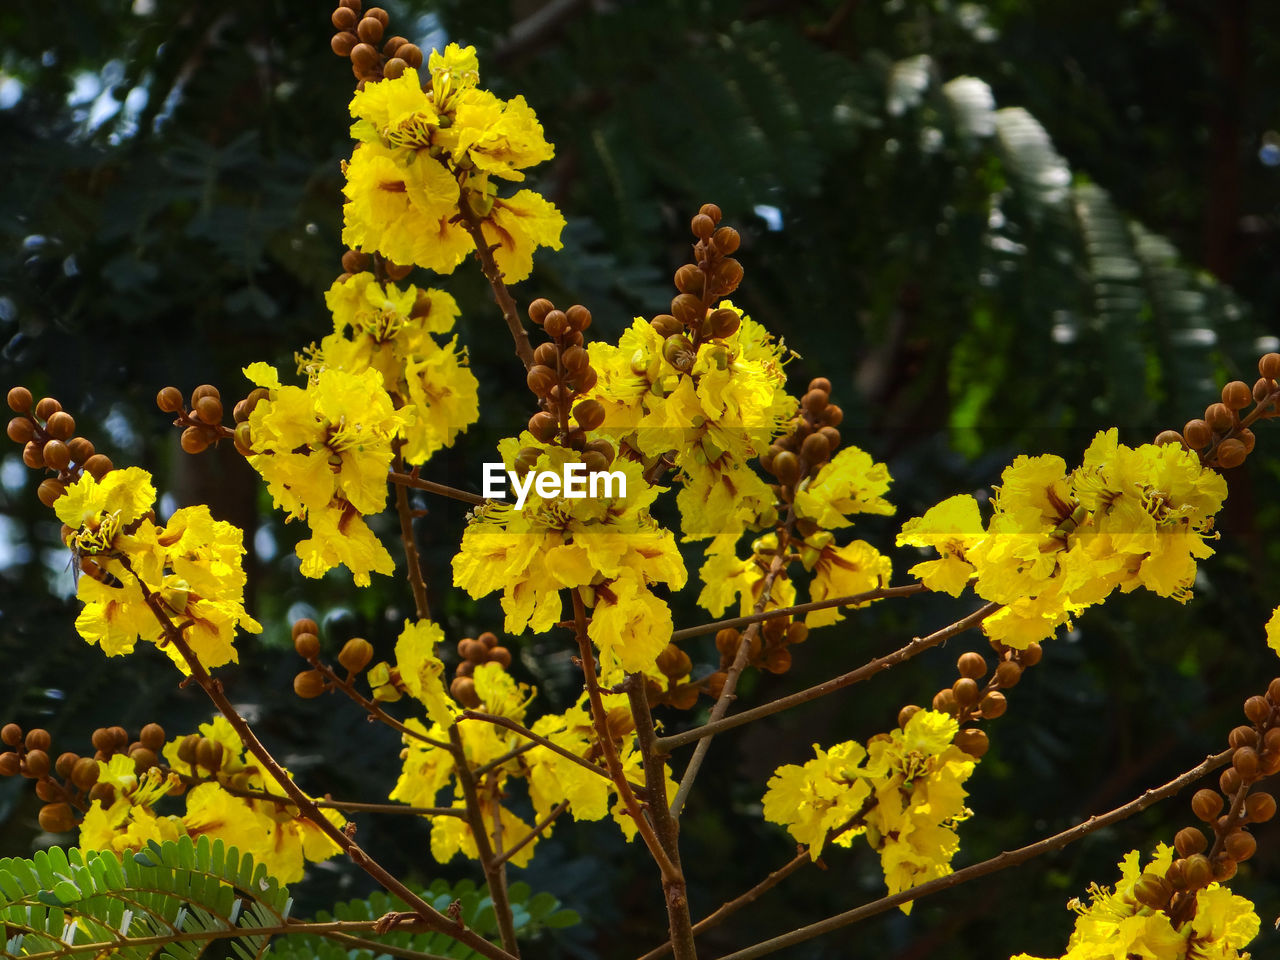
[649,643,702,709]
[290,617,375,699]
[1130,680,1280,923]
[521,299,613,467]
[6,387,112,506]
[156,384,241,455]
[898,641,1041,760]
[0,722,166,833]
[330,1,422,86]
[760,378,845,508]
[450,632,514,708]
[1155,352,1280,469]
[650,204,743,371]
[714,618,810,681]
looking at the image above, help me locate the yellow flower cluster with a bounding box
[55,466,260,673]
[586,303,794,541]
[762,710,976,908]
[452,438,686,677]
[698,446,895,628]
[342,44,564,281]
[384,619,673,863]
[301,272,479,464]
[1011,845,1259,960]
[242,361,412,585]
[898,429,1227,648]
[79,716,343,885]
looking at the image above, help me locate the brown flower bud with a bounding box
[195,738,223,772]
[195,395,223,425]
[1180,853,1211,889]
[674,264,704,295]
[130,747,157,772]
[7,387,32,413]
[528,298,554,325]
[294,632,320,660]
[708,307,740,339]
[1245,695,1271,725]
[1132,873,1171,909]
[1222,380,1252,411]
[37,478,66,507]
[956,651,987,679]
[1182,419,1211,449]
[978,691,1007,719]
[0,752,17,776]
[1260,353,1280,380]
[350,41,379,72]
[338,638,374,673]
[1220,766,1242,795]
[44,411,74,440]
[6,417,33,444]
[1255,377,1273,403]
[54,751,79,778]
[566,304,592,331]
[71,756,98,789]
[1224,829,1256,861]
[291,618,319,640]
[662,334,696,371]
[715,628,740,658]
[180,426,209,455]
[1018,643,1043,667]
[381,57,407,80]
[699,203,722,223]
[357,16,383,43]
[670,294,703,327]
[1204,402,1234,432]
[22,440,44,469]
[458,638,486,663]
[690,213,716,239]
[383,35,407,56]
[0,724,19,748]
[704,671,728,700]
[1239,428,1256,453]
[1191,788,1223,822]
[25,728,50,752]
[651,314,683,337]
[1175,826,1208,856]
[156,386,184,412]
[898,704,921,729]
[66,437,94,464]
[140,723,165,751]
[1153,429,1184,447]
[451,676,480,708]
[1245,791,1276,822]
[954,727,989,758]
[1229,726,1258,748]
[543,310,569,338]
[800,432,831,467]
[573,399,606,432]
[822,404,844,426]
[23,749,50,778]
[332,6,357,30]
[38,803,74,834]
[711,258,743,295]
[398,43,424,69]
[526,364,557,397]
[932,688,958,713]
[293,670,326,699]
[35,398,61,419]
[528,411,558,442]
[562,345,590,375]
[1216,438,1246,468]
[490,646,512,669]
[87,782,115,805]
[713,226,740,254]
[952,677,980,707]
[84,454,112,478]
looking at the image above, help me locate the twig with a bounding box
[670,583,928,643]
[658,602,1002,752]
[168,771,467,817]
[471,740,538,779]
[459,710,622,787]
[449,725,521,957]
[455,201,535,370]
[626,675,697,960]
[388,469,488,506]
[125,565,516,960]
[392,450,430,620]
[715,748,1236,960]
[493,801,569,867]
[316,661,453,750]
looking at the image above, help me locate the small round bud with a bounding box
[71,756,98,789]
[176,733,200,764]
[771,451,800,486]
[1229,726,1258,748]
[957,652,988,679]
[338,638,374,673]
[294,670,326,699]
[139,723,165,751]
[543,310,569,338]
[190,384,219,403]
[711,258,743,295]
[0,753,18,776]
[1255,377,1272,403]
[764,647,792,674]
[1220,767,1242,795]
[1132,873,1171,909]
[712,225,739,254]
[1018,643,1043,667]
[674,264,704,295]
[954,727,989,758]
[931,688,957,714]
[526,364,557,397]
[22,441,44,469]
[1224,829,1256,861]
[699,203,722,223]
[1191,788,1223,821]
[528,411,558,442]
[1234,746,1260,779]
[670,294,703,327]
[1175,826,1208,856]
[24,749,50,778]
[357,16,383,43]
[458,638,487,663]
[533,343,559,368]
[42,439,70,471]
[294,632,320,660]
[34,398,61,420]
[25,728,50,752]
[130,747,157,772]
[1181,853,1212,888]
[66,437,94,464]
[528,298,554,325]
[651,314,683,337]
[383,35,407,56]
[332,6,357,30]
[1245,791,1276,823]
[691,213,716,239]
[44,411,74,440]
[800,432,831,467]
[898,704,921,729]
[479,632,498,649]
[233,422,252,454]
[37,478,66,508]
[195,738,223,772]
[715,628,740,657]
[7,387,32,413]
[562,345,590,375]
[1239,428,1256,453]
[450,676,480,708]
[36,779,60,802]
[6,417,33,444]
[1269,677,1280,705]
[1222,380,1252,410]
[489,646,512,669]
[397,43,423,68]
[54,751,79,778]
[84,454,112,478]
[195,395,223,425]
[1244,695,1271,725]
[1205,402,1234,432]
[952,677,980,707]
[1182,419,1211,449]
[573,399,605,432]
[978,691,1007,719]
[156,387,184,412]
[1154,429,1184,447]
[180,427,209,455]
[786,621,809,645]
[1260,353,1280,380]
[87,782,115,804]
[1216,438,1246,468]
[38,803,74,834]
[566,304,592,331]
[350,41,379,72]
[292,618,319,640]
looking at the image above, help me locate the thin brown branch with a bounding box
[459,710,623,787]
[388,469,488,506]
[316,661,453,750]
[671,583,928,643]
[658,602,1002,753]
[455,201,535,370]
[715,748,1235,960]
[626,675,697,960]
[471,740,538,779]
[393,450,431,620]
[449,724,521,957]
[126,567,516,960]
[494,801,569,867]
[569,587,681,881]
[168,771,466,817]
[670,508,796,817]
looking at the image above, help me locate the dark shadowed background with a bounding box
[2,1,1279,957]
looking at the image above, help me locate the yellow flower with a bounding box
[805,539,892,628]
[762,741,871,860]
[394,619,455,729]
[896,494,984,596]
[793,446,895,530]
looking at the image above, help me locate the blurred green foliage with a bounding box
[2,1,1279,958]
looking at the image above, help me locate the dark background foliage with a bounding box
[2,0,1279,957]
